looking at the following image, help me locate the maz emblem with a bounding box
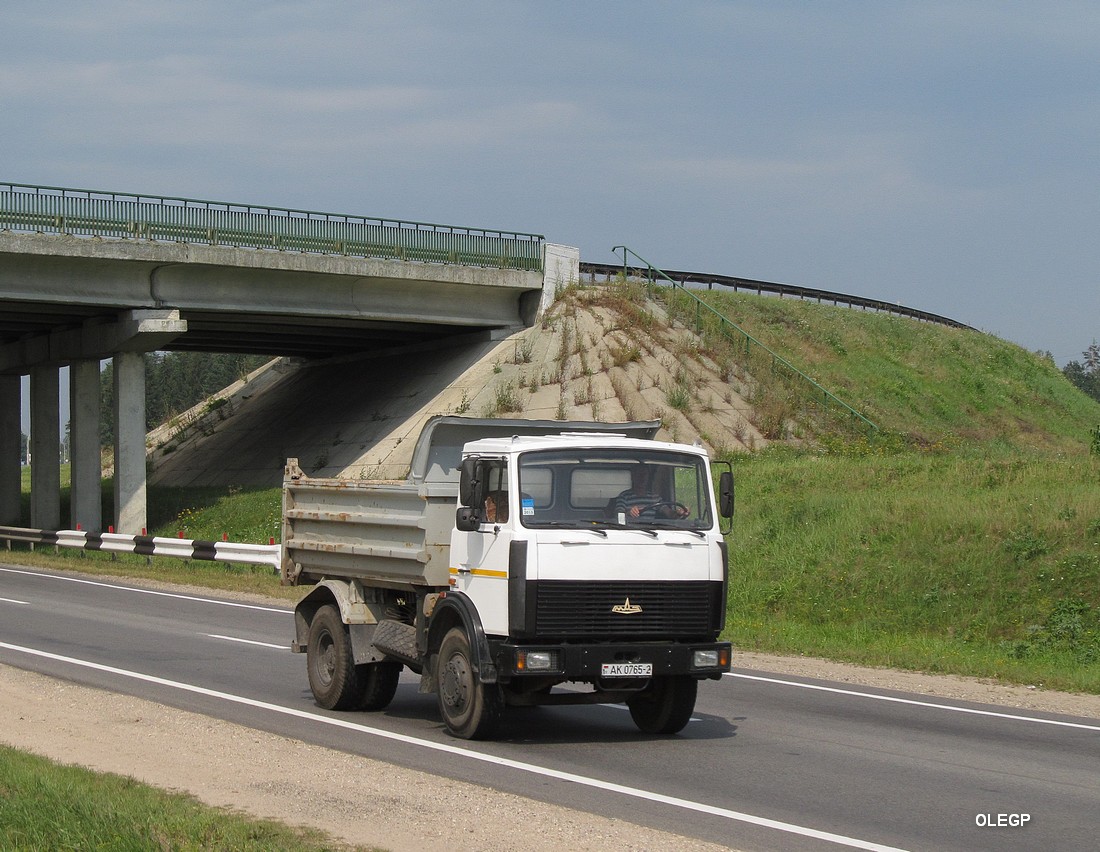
[611,597,643,614]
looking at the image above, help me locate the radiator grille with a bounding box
[533,581,717,638]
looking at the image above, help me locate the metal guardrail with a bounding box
[0,525,281,572]
[609,246,878,432]
[0,182,544,272]
[581,261,974,331]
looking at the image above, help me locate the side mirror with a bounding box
[456,506,481,532]
[718,470,734,518]
[459,457,484,508]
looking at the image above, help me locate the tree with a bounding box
[1064,340,1100,404]
[1085,341,1100,373]
[99,351,270,444]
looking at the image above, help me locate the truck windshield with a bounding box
[517,449,713,531]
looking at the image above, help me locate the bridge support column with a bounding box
[113,352,146,535]
[70,359,102,532]
[0,375,20,524]
[30,365,61,530]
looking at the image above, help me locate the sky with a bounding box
[4,1,1099,410]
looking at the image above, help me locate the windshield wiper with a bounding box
[529,520,609,537]
[592,518,658,537]
[646,522,706,538]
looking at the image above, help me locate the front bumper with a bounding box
[492,639,732,681]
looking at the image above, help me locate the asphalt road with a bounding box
[1,563,1097,851]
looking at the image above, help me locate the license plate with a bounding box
[601,663,652,677]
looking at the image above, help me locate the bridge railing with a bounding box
[611,246,878,436]
[0,182,544,272]
[580,261,974,331]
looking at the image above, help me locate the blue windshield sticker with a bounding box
[522,497,535,516]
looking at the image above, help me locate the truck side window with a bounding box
[482,460,509,523]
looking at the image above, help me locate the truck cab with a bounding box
[438,431,732,736]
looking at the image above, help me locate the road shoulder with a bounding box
[0,664,733,852]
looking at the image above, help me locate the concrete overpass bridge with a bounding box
[0,182,577,534]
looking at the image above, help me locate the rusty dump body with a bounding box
[280,415,660,590]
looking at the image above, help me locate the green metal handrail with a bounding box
[612,246,878,433]
[0,182,544,272]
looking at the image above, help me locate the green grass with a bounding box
[150,484,283,544]
[0,745,357,851]
[690,288,1099,450]
[641,284,1100,691]
[722,445,1100,693]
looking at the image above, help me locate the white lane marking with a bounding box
[0,641,905,852]
[205,633,288,650]
[0,596,30,605]
[0,565,289,614]
[727,672,1100,732]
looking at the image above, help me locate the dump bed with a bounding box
[281,463,454,588]
[280,415,660,588]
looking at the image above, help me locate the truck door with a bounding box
[451,458,512,636]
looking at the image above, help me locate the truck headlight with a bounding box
[515,650,558,672]
[692,649,719,669]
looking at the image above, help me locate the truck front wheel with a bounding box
[627,676,698,735]
[306,604,365,710]
[436,627,503,739]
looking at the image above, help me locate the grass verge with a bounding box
[723,444,1100,694]
[0,745,357,851]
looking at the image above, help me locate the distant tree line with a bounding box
[1063,341,1100,404]
[99,352,270,444]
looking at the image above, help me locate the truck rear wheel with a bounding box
[436,627,503,739]
[358,661,401,711]
[306,604,365,710]
[627,675,698,735]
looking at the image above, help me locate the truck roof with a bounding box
[409,416,662,486]
[461,432,710,457]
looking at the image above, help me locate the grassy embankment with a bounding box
[683,289,1100,693]
[0,745,357,851]
[6,286,1100,693]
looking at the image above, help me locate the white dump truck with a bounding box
[282,416,734,739]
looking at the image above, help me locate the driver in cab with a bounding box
[612,465,689,520]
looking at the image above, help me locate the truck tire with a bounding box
[627,676,698,735]
[436,627,503,739]
[306,604,365,710]
[357,661,401,711]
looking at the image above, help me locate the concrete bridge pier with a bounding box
[29,365,61,530]
[0,375,19,524]
[1,309,185,534]
[69,359,102,533]
[112,352,147,535]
